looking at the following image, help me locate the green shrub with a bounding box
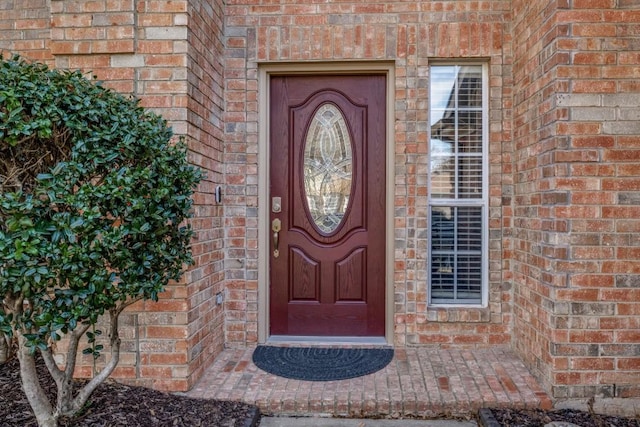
[0,55,203,427]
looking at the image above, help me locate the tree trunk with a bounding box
[59,307,123,416]
[17,334,57,427]
[15,303,131,425]
[0,333,11,364]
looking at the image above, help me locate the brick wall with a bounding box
[1,0,225,392]
[183,0,227,388]
[223,0,514,348]
[512,0,640,398]
[511,0,563,396]
[0,0,52,62]
[3,0,639,398]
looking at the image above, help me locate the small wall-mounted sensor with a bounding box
[215,185,222,204]
[215,291,224,305]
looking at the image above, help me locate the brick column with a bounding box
[2,0,226,392]
[512,0,640,399]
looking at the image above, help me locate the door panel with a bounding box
[269,74,386,337]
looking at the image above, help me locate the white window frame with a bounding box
[427,62,489,307]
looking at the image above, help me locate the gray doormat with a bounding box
[251,345,394,381]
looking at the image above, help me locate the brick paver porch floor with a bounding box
[185,346,552,419]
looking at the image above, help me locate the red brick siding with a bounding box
[223,0,514,348]
[511,0,564,395]
[50,0,135,56]
[0,0,53,62]
[2,0,639,398]
[512,0,640,398]
[183,0,227,388]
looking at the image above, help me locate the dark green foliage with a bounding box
[0,55,203,354]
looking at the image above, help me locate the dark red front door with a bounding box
[269,75,386,337]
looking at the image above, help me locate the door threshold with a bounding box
[266,335,391,347]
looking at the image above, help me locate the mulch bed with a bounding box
[489,407,640,427]
[5,354,640,427]
[0,356,259,426]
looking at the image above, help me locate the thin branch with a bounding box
[54,323,91,417]
[40,348,64,386]
[4,133,37,148]
[3,293,25,317]
[68,307,124,415]
[52,126,72,150]
[0,164,23,192]
[119,295,143,311]
[63,322,91,380]
[1,128,73,194]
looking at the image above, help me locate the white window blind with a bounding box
[428,64,487,306]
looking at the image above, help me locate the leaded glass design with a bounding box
[428,64,486,305]
[303,103,353,234]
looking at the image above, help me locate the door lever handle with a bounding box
[272,218,281,258]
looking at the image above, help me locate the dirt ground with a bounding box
[490,407,640,427]
[0,356,259,426]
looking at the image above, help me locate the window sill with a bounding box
[425,305,491,323]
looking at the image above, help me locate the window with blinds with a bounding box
[428,64,487,306]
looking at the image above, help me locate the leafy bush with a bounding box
[0,55,202,427]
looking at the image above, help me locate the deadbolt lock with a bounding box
[272,197,281,213]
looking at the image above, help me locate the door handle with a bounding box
[272,218,281,258]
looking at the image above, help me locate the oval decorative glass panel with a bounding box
[303,103,353,234]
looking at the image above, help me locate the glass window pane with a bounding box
[429,155,455,199]
[456,255,482,300]
[430,109,455,136]
[458,156,483,199]
[429,206,483,305]
[457,110,483,153]
[431,258,455,300]
[428,64,485,306]
[430,66,457,110]
[457,66,483,108]
[429,67,484,202]
[303,103,353,234]
[431,207,454,250]
[456,207,482,251]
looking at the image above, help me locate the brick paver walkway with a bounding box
[185,346,552,419]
